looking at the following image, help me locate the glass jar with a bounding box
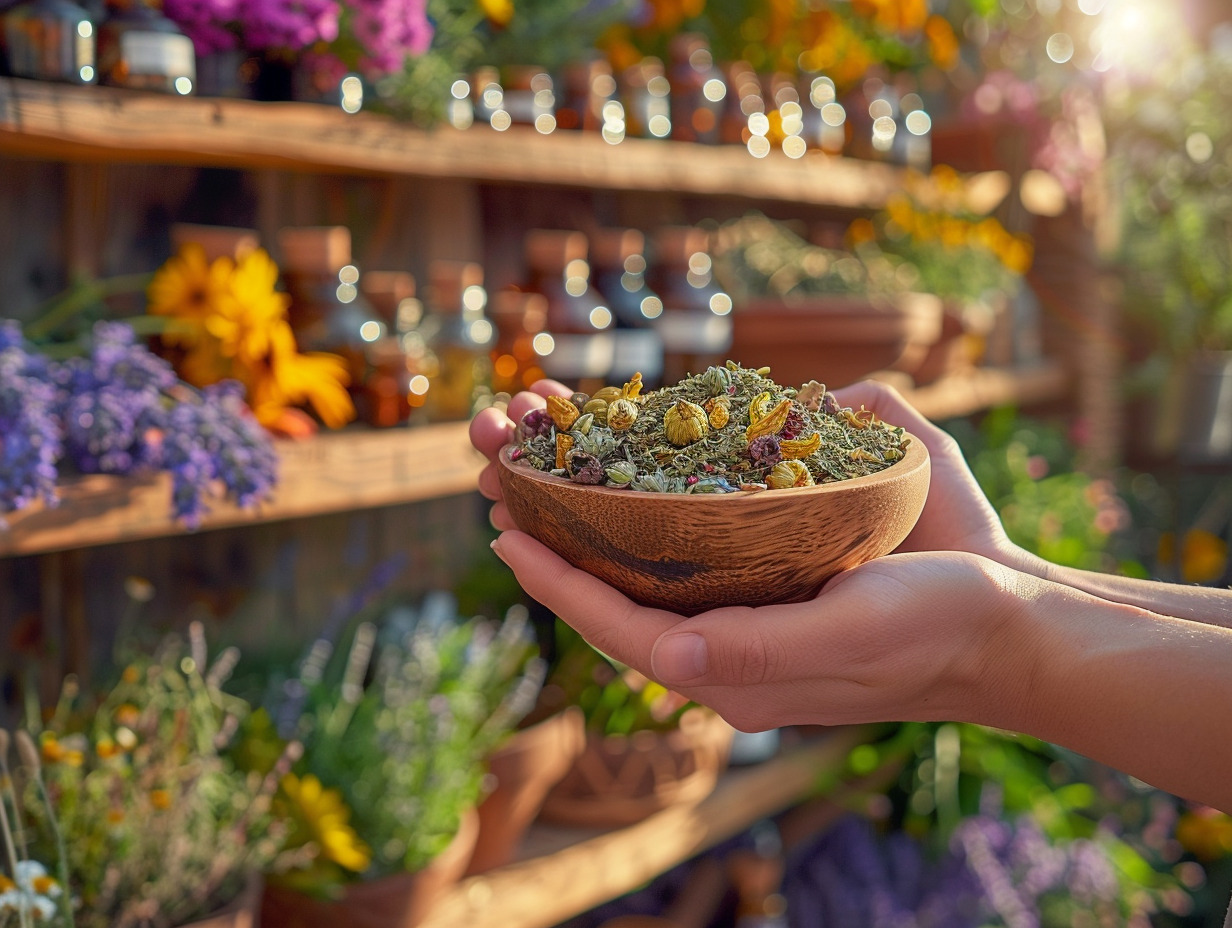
[522,229,611,335]
[2,0,97,84]
[621,56,671,140]
[96,0,194,94]
[589,227,663,330]
[502,64,555,134]
[668,33,725,145]
[277,225,397,426]
[411,259,495,423]
[557,55,615,132]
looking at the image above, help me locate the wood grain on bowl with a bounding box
[495,438,930,616]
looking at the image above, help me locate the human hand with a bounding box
[469,380,571,530]
[489,529,1029,733]
[833,380,1034,573]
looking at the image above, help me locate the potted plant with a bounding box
[1103,38,1232,465]
[254,592,545,928]
[710,213,945,390]
[0,621,294,928]
[533,622,734,830]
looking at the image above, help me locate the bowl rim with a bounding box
[497,431,929,500]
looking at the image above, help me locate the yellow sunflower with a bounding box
[280,773,371,873]
[479,0,513,26]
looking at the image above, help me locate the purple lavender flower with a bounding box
[0,332,62,519]
[0,319,278,528]
[566,450,605,485]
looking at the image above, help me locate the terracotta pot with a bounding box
[728,293,943,389]
[260,809,479,928]
[538,708,735,829]
[465,706,587,875]
[178,873,263,928]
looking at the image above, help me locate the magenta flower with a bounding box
[163,0,243,53]
[345,0,434,77]
[242,0,341,52]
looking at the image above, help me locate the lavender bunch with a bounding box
[0,319,278,528]
[0,322,61,525]
[782,814,983,928]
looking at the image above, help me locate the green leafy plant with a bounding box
[537,621,690,737]
[0,622,292,928]
[256,592,545,894]
[1105,40,1232,376]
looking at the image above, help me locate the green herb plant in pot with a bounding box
[1105,38,1232,465]
[255,593,544,928]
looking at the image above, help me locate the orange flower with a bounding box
[925,15,960,70]
[150,789,172,811]
[852,0,928,34]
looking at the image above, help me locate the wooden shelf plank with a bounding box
[896,360,1070,422]
[0,77,905,209]
[420,727,872,928]
[0,363,1067,559]
[0,421,483,558]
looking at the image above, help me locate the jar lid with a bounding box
[277,226,352,273]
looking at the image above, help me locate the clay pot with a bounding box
[496,438,930,616]
[727,292,943,390]
[538,707,735,829]
[261,809,479,928]
[465,706,587,875]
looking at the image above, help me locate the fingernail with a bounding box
[652,633,708,684]
[490,538,508,564]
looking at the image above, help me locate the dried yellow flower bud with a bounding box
[607,398,639,431]
[621,372,644,400]
[547,395,580,432]
[704,396,730,429]
[766,460,815,489]
[590,386,623,404]
[664,400,710,446]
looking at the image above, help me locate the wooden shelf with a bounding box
[0,362,1067,560]
[420,726,872,928]
[0,77,906,209]
[0,421,483,559]
[896,360,1071,422]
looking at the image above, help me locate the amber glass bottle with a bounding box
[96,0,194,93]
[2,0,97,84]
[413,260,495,423]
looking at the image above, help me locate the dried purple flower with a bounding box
[566,450,605,485]
[517,408,554,441]
[747,435,782,466]
[781,403,808,440]
[821,392,840,416]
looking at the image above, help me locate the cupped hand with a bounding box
[833,380,1029,571]
[469,380,571,530]
[489,529,1029,734]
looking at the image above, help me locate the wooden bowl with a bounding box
[495,438,930,616]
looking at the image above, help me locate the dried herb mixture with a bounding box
[509,361,911,493]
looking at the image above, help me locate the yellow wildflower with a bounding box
[1159,530,1229,585]
[925,15,960,70]
[40,735,64,765]
[147,243,355,430]
[0,875,12,892]
[146,243,232,344]
[853,0,928,34]
[1176,806,1232,861]
[247,321,354,430]
[205,248,290,368]
[479,0,513,26]
[150,789,172,810]
[115,703,140,727]
[281,773,372,873]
